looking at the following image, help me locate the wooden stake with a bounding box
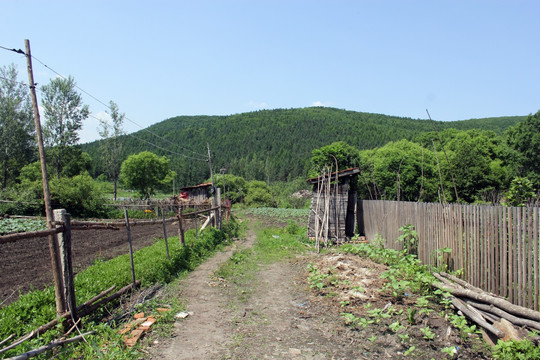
[124,209,137,288]
[162,210,170,260]
[24,39,65,316]
[178,208,185,246]
[54,209,77,327]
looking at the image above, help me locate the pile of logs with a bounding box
[433,272,540,343]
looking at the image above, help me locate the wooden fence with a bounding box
[358,200,540,311]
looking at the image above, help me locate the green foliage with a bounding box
[358,139,440,202]
[269,177,311,209]
[310,141,360,175]
[493,338,540,360]
[120,151,173,199]
[82,107,523,187]
[0,218,46,235]
[398,224,418,255]
[244,180,274,207]
[0,63,35,189]
[503,177,535,206]
[506,110,540,188]
[41,75,89,176]
[243,207,310,222]
[97,100,125,201]
[49,173,108,218]
[212,173,247,204]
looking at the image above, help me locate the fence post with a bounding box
[216,188,222,229]
[178,207,185,246]
[162,210,170,260]
[124,209,137,288]
[54,209,77,324]
[195,213,199,239]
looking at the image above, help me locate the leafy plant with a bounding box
[493,338,540,359]
[0,218,46,235]
[420,326,435,340]
[441,346,458,358]
[398,224,418,255]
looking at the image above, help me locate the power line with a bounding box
[28,54,208,160]
[0,44,25,55]
[2,43,209,161]
[87,113,207,162]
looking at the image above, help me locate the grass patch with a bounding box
[214,221,308,305]
[242,207,309,223]
[0,218,240,359]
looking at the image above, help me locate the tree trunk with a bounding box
[2,158,7,189]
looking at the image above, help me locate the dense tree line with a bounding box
[82,107,524,188]
[312,111,540,204]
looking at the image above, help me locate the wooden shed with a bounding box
[307,167,360,242]
[178,182,213,205]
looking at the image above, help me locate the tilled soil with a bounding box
[0,220,181,306]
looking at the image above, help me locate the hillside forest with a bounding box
[1,65,539,217]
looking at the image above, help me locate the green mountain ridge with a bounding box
[82,107,525,186]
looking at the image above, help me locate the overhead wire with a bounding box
[21,51,208,161]
[87,113,206,161]
[1,45,208,162]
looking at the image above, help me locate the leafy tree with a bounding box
[0,64,35,188]
[358,140,440,202]
[82,108,523,185]
[41,75,89,177]
[98,100,125,200]
[120,151,173,199]
[506,110,540,188]
[310,141,360,176]
[212,173,247,204]
[49,173,108,218]
[244,180,274,207]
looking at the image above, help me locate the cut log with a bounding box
[439,272,506,300]
[464,299,540,331]
[451,297,505,338]
[433,281,540,322]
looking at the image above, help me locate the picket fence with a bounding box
[358,200,540,311]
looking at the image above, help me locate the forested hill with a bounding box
[83,107,524,185]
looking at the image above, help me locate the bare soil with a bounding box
[0,221,180,306]
[149,219,490,360]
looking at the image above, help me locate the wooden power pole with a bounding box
[25,39,66,315]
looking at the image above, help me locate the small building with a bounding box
[178,182,213,204]
[307,167,360,242]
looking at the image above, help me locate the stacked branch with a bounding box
[432,272,540,341]
[0,281,140,356]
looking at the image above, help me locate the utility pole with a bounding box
[207,143,215,192]
[207,143,218,226]
[25,39,66,315]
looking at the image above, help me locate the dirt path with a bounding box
[150,227,256,359]
[150,222,367,360]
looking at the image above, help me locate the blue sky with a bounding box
[1,0,539,143]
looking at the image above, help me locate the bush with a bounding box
[49,173,109,218]
[244,180,274,207]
